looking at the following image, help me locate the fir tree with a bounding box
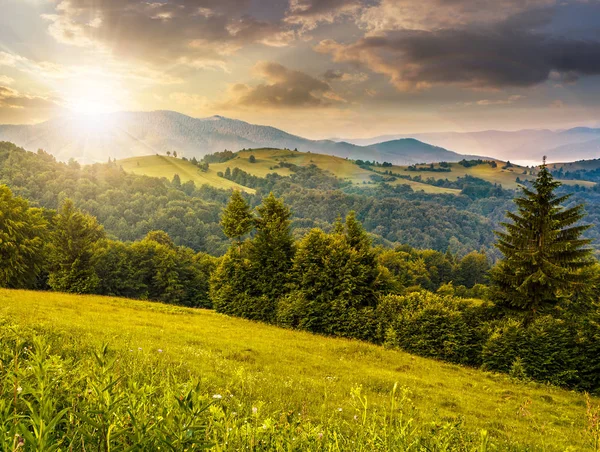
[491,158,593,316]
[220,191,254,252]
[48,199,105,293]
[249,193,295,302]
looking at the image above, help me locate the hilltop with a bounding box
[0,110,476,165]
[118,148,593,194]
[0,288,596,450]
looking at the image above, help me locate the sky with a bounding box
[0,0,600,139]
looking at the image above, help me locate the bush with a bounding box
[481,315,584,388]
[377,292,492,366]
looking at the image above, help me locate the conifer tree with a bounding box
[249,193,295,301]
[220,191,254,252]
[48,199,105,293]
[491,158,593,316]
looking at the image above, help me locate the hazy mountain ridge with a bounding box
[341,128,600,163]
[0,110,478,165]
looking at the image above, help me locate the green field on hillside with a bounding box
[0,289,598,450]
[118,149,462,194]
[383,161,595,190]
[119,155,256,193]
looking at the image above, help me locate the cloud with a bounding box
[221,61,345,109]
[458,95,525,106]
[285,0,362,30]
[358,0,554,32]
[0,51,182,86]
[323,69,369,83]
[0,76,14,85]
[43,0,292,69]
[316,8,600,91]
[0,86,61,110]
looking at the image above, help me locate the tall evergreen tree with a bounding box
[249,193,295,301]
[491,159,593,316]
[48,199,105,293]
[220,191,254,252]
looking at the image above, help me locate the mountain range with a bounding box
[340,127,600,164]
[0,111,479,165]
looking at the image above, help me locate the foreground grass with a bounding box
[0,289,598,450]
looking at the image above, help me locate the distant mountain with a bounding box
[0,110,477,165]
[340,128,600,163]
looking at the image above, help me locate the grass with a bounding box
[1,289,598,450]
[119,149,462,194]
[383,161,595,190]
[119,155,255,193]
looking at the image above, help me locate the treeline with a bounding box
[0,142,229,254]
[0,187,215,306]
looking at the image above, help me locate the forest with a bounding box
[2,140,600,393]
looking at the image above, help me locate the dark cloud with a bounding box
[317,6,600,90]
[44,0,292,67]
[223,62,344,108]
[323,69,344,80]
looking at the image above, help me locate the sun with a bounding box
[64,76,124,116]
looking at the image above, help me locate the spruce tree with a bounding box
[220,191,254,252]
[491,158,593,316]
[249,193,295,301]
[48,199,105,293]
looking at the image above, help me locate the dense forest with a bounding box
[0,142,507,258]
[2,142,600,392]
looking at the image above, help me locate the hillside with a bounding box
[118,149,461,194]
[119,154,256,194]
[383,160,595,190]
[0,289,596,450]
[0,111,475,165]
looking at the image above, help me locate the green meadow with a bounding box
[1,289,598,450]
[385,161,595,190]
[118,149,463,194]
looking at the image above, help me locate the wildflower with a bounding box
[212,394,223,399]
[252,406,258,414]
[353,415,358,421]
[138,347,142,351]
[338,408,342,412]
[318,432,324,440]
[16,386,22,394]
[157,349,163,353]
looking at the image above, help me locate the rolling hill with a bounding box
[0,288,596,450]
[385,160,595,190]
[0,110,478,165]
[118,149,594,194]
[118,149,462,195]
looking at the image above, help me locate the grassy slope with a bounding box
[119,155,256,194]
[119,149,459,194]
[383,161,595,190]
[0,289,596,450]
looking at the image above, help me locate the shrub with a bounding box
[482,316,582,388]
[377,292,492,366]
